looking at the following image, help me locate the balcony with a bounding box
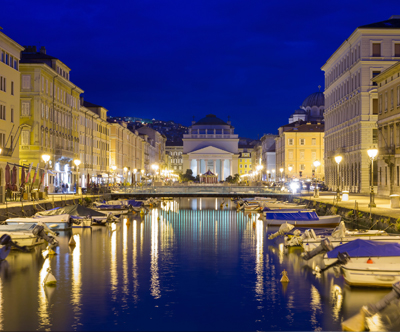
[1,147,14,157]
[55,146,74,160]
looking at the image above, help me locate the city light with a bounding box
[42,154,50,163]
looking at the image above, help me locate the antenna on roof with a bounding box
[318,85,321,91]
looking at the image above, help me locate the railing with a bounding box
[111,185,286,196]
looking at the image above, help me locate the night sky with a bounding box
[2,0,400,138]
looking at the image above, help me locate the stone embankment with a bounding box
[291,197,400,234]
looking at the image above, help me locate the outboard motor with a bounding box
[314,252,350,273]
[32,225,59,250]
[302,238,333,260]
[0,234,28,260]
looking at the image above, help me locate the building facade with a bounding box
[238,152,252,176]
[19,46,83,192]
[182,114,239,181]
[0,31,24,202]
[373,61,400,196]
[165,141,183,172]
[322,16,400,193]
[275,122,324,181]
[260,134,277,181]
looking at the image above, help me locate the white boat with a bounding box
[261,202,308,210]
[71,217,92,228]
[0,230,45,248]
[6,214,72,230]
[303,231,400,254]
[325,239,400,287]
[262,209,341,227]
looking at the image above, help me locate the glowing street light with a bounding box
[367,148,378,208]
[288,166,293,181]
[335,155,342,202]
[74,159,81,194]
[279,167,284,182]
[313,160,321,198]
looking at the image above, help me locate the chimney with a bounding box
[40,46,46,54]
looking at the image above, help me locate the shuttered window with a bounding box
[372,43,381,57]
[22,75,31,89]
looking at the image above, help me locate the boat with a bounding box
[261,201,308,210]
[302,225,400,253]
[93,202,131,216]
[261,209,341,227]
[237,200,261,211]
[325,239,400,287]
[35,204,113,224]
[0,231,45,249]
[6,214,72,230]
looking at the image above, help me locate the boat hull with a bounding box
[266,215,341,227]
[6,214,71,230]
[342,263,400,287]
[0,231,45,248]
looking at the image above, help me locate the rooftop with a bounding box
[359,16,400,29]
[193,114,229,126]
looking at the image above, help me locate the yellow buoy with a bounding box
[48,248,56,256]
[248,213,251,218]
[220,204,223,209]
[280,270,290,283]
[226,204,228,207]
[157,216,160,221]
[126,219,131,225]
[69,236,76,246]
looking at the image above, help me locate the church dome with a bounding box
[293,108,307,114]
[194,114,228,126]
[301,92,324,108]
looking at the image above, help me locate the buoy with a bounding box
[280,270,290,283]
[43,267,57,286]
[252,221,256,228]
[149,204,153,208]
[126,219,131,225]
[367,257,373,264]
[225,204,228,207]
[69,236,76,246]
[48,248,56,255]
[140,209,145,217]
[220,204,223,209]
[157,216,160,221]
[248,213,251,218]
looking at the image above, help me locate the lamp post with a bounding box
[111,166,117,185]
[279,167,284,182]
[40,154,50,192]
[334,155,342,202]
[123,167,128,186]
[288,166,293,182]
[367,148,378,208]
[313,160,321,198]
[74,159,81,195]
[272,169,275,182]
[133,168,137,188]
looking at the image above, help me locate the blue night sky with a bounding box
[1,0,400,138]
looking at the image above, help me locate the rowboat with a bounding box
[6,214,72,230]
[325,239,400,287]
[261,209,341,227]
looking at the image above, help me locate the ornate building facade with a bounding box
[182,114,239,180]
[322,16,400,193]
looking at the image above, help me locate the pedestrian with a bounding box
[61,183,65,193]
[66,183,69,193]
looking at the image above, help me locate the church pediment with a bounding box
[189,146,233,155]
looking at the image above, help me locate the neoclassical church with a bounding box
[182,114,239,181]
[288,91,325,124]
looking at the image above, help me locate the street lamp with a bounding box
[313,160,321,198]
[40,154,51,192]
[74,159,81,194]
[151,164,159,185]
[256,165,263,182]
[334,155,342,202]
[123,167,128,186]
[367,148,378,208]
[279,167,284,182]
[288,166,293,182]
[111,165,117,185]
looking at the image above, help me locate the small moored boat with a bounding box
[262,209,341,227]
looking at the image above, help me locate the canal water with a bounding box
[1,198,399,331]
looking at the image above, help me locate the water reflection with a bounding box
[310,285,322,331]
[123,218,128,299]
[255,219,263,299]
[132,219,139,303]
[150,209,160,299]
[110,222,118,298]
[329,280,342,321]
[71,234,82,328]
[38,258,51,329]
[0,266,2,330]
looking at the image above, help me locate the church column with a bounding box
[229,159,232,177]
[205,159,208,172]
[213,160,216,175]
[221,159,224,180]
[197,159,200,176]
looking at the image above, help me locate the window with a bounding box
[372,71,380,86]
[395,43,400,57]
[372,43,381,57]
[300,150,305,160]
[288,138,294,145]
[41,104,44,118]
[299,138,305,145]
[11,81,14,95]
[391,89,394,109]
[312,138,316,145]
[22,75,30,89]
[21,130,30,146]
[385,92,388,112]
[0,105,5,120]
[240,164,242,168]
[300,164,305,171]
[21,102,30,116]
[288,150,293,159]
[373,98,378,114]
[379,94,383,114]
[311,151,316,160]
[244,164,247,168]
[11,108,13,123]
[42,77,44,92]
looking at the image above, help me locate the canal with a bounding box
[0,198,399,331]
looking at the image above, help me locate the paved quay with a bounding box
[299,191,400,220]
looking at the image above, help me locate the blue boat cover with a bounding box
[127,200,143,207]
[327,239,400,258]
[97,204,125,209]
[265,211,319,221]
